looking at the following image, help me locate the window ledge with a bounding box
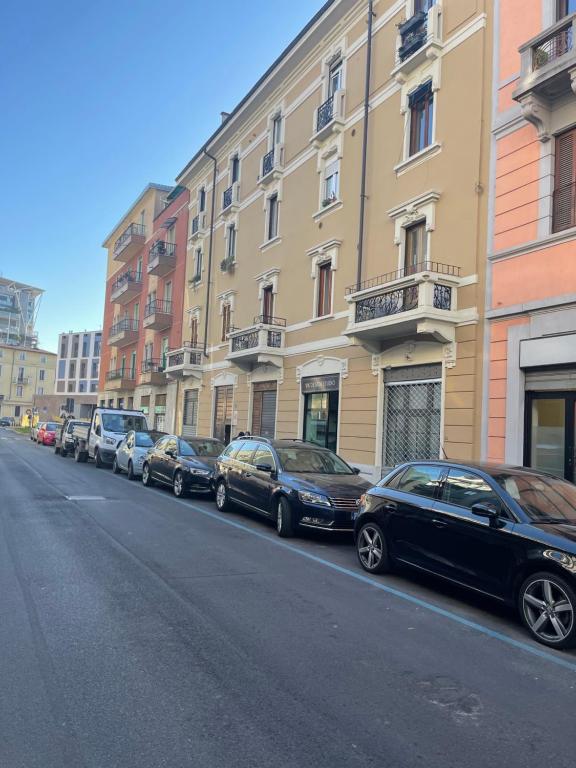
[310,313,335,323]
[260,236,282,252]
[394,142,442,176]
[313,200,343,221]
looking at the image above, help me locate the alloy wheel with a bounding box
[216,482,226,510]
[358,526,384,570]
[523,578,574,644]
[174,473,184,497]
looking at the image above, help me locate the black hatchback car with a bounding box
[354,460,576,649]
[213,438,371,537]
[142,435,225,497]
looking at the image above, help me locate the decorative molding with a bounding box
[295,354,349,382]
[443,341,457,369]
[517,94,550,142]
[210,371,238,390]
[371,354,382,376]
[307,238,342,276]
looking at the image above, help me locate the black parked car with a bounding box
[0,417,12,427]
[213,438,371,538]
[142,435,225,497]
[354,460,576,649]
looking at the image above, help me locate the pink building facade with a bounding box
[486,0,576,480]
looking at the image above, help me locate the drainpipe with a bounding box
[356,0,375,289]
[203,148,218,359]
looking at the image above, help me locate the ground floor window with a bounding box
[182,390,199,438]
[525,391,576,481]
[383,365,442,468]
[252,382,277,439]
[214,385,234,444]
[303,391,339,452]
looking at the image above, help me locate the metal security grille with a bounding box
[182,390,198,438]
[383,373,441,468]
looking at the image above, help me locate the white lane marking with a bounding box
[66,496,106,501]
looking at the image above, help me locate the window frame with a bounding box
[395,464,444,500]
[409,82,434,157]
[267,193,279,241]
[316,260,333,318]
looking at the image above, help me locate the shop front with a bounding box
[301,374,339,452]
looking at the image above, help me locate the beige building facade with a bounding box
[0,344,56,423]
[101,0,492,480]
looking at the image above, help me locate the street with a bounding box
[1,428,575,768]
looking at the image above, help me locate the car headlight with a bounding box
[105,437,116,446]
[298,490,332,507]
[187,468,211,476]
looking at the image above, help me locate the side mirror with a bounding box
[471,502,499,523]
[95,425,101,436]
[256,463,273,473]
[166,449,176,459]
[352,467,361,475]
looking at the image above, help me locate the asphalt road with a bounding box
[1,428,576,768]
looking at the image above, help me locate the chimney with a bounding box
[221,111,230,124]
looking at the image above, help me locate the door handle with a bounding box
[243,471,252,478]
[432,518,448,528]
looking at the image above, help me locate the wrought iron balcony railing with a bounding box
[144,299,172,318]
[140,358,164,374]
[231,330,259,352]
[191,215,199,234]
[111,270,141,293]
[106,368,135,381]
[113,223,146,255]
[223,185,233,210]
[346,261,460,295]
[109,318,139,337]
[149,241,176,259]
[316,95,334,133]
[262,148,275,177]
[253,314,287,327]
[354,282,452,324]
[398,11,427,62]
[532,21,573,70]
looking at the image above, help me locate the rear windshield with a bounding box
[45,423,59,431]
[276,447,353,474]
[102,413,147,434]
[494,472,576,522]
[180,439,225,457]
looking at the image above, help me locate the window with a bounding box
[328,59,343,97]
[72,335,79,357]
[194,248,203,280]
[17,366,25,381]
[94,334,101,357]
[79,380,87,393]
[161,338,169,368]
[409,82,434,156]
[130,351,136,379]
[16,385,23,397]
[120,355,126,374]
[231,155,240,184]
[69,361,76,379]
[90,381,98,392]
[67,382,75,393]
[316,262,333,317]
[254,445,276,470]
[190,317,199,346]
[221,304,231,342]
[442,469,501,511]
[60,337,68,358]
[415,0,436,11]
[236,443,256,465]
[39,369,45,381]
[40,355,46,364]
[323,160,339,205]
[19,352,26,361]
[80,361,87,378]
[396,465,443,499]
[14,406,20,418]
[133,302,139,323]
[272,114,282,146]
[58,360,66,378]
[226,225,236,262]
[405,221,427,274]
[262,285,274,322]
[267,194,279,240]
[82,334,90,357]
[165,281,172,304]
[166,226,175,245]
[136,256,143,280]
[57,381,65,393]
[91,360,99,378]
[558,0,576,19]
[553,128,576,232]
[199,187,206,212]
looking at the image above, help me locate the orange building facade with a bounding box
[486,0,576,480]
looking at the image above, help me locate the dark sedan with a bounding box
[142,435,224,497]
[354,460,576,649]
[213,438,371,537]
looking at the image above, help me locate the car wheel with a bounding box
[127,461,135,481]
[60,446,67,458]
[54,446,60,455]
[112,457,121,474]
[276,496,296,538]
[215,480,230,512]
[74,445,83,462]
[356,522,390,574]
[94,449,104,468]
[519,572,576,649]
[173,471,187,498]
[142,463,154,487]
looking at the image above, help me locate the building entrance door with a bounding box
[525,392,576,481]
[214,385,234,444]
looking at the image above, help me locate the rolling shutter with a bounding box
[553,128,576,232]
[251,382,277,439]
[182,390,198,438]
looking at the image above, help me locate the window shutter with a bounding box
[554,128,576,232]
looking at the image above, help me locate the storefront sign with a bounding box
[301,374,340,394]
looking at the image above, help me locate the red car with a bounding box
[37,422,59,446]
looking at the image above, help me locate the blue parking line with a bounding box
[170,495,576,673]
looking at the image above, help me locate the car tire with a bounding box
[94,449,104,469]
[127,461,135,481]
[112,457,121,475]
[519,571,576,649]
[60,446,67,458]
[356,521,391,574]
[54,446,60,455]
[215,480,230,512]
[173,471,187,498]
[142,463,154,487]
[74,445,84,462]
[276,496,296,538]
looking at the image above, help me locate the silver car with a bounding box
[31,421,45,441]
[113,430,166,479]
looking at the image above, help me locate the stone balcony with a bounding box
[110,270,142,305]
[221,183,240,216]
[226,315,286,370]
[164,343,204,380]
[391,3,443,83]
[113,223,146,262]
[343,262,468,353]
[105,368,136,391]
[108,319,139,348]
[311,90,346,146]
[188,212,208,244]
[258,145,285,187]
[142,300,172,331]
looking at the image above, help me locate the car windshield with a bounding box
[134,431,163,447]
[46,423,59,431]
[276,447,353,474]
[101,413,147,434]
[180,439,225,457]
[494,472,576,522]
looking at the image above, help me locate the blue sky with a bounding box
[0,0,323,352]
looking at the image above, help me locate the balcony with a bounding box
[139,358,166,386]
[311,91,346,146]
[113,223,146,262]
[343,262,465,353]
[147,241,176,277]
[189,212,208,243]
[105,368,136,391]
[108,318,139,348]
[259,145,284,186]
[164,343,204,380]
[142,299,172,331]
[12,376,31,385]
[514,14,576,140]
[226,316,286,370]
[391,3,443,83]
[222,183,240,216]
[110,270,142,304]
